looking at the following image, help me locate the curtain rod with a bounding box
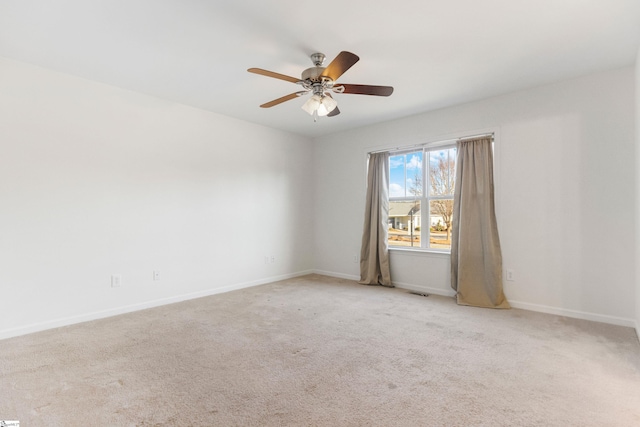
[368,142,432,155]
[457,132,494,142]
[367,132,494,155]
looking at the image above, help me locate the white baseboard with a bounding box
[313,270,636,329]
[397,280,635,328]
[314,270,458,298]
[391,280,457,298]
[507,299,635,328]
[0,270,314,341]
[312,269,359,281]
[5,269,634,340]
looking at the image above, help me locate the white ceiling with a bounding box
[1,0,639,138]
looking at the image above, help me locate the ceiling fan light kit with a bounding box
[302,94,337,118]
[248,51,393,121]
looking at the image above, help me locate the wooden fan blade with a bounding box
[327,106,340,117]
[320,51,359,81]
[338,84,394,96]
[248,68,300,84]
[260,92,300,108]
[324,93,340,117]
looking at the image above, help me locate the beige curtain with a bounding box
[451,137,509,308]
[359,152,392,287]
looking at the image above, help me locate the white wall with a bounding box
[1,57,636,339]
[314,67,636,326]
[0,58,314,339]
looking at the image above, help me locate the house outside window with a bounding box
[388,145,456,251]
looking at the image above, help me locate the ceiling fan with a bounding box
[248,51,393,120]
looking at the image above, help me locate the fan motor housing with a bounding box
[302,66,329,82]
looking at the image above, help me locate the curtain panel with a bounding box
[359,152,392,287]
[450,137,509,308]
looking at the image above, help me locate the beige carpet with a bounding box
[1,274,640,426]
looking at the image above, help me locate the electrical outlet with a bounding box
[506,269,514,281]
[353,254,359,263]
[153,270,160,281]
[270,255,275,264]
[111,274,122,288]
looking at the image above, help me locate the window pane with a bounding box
[405,152,423,197]
[388,200,421,247]
[429,199,453,250]
[389,154,406,197]
[429,148,456,196]
[389,151,422,198]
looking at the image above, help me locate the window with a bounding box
[388,145,456,251]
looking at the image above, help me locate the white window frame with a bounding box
[388,141,457,253]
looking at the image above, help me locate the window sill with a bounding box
[388,247,451,257]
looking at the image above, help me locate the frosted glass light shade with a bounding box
[302,94,338,117]
[301,95,321,115]
[318,95,337,115]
